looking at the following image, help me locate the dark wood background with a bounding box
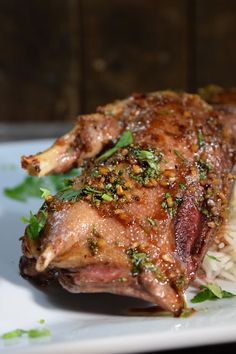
[0,0,235,122]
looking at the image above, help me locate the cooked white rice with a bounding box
[202,183,236,282]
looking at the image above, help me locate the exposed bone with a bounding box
[21,125,80,177]
[21,112,121,177]
[36,246,56,272]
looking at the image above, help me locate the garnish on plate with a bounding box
[191,283,236,303]
[1,321,51,342]
[4,168,81,202]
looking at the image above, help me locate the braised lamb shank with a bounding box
[20,91,235,316]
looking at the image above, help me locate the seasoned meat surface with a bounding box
[20,91,235,316]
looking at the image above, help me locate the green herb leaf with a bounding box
[87,238,98,256]
[206,254,220,262]
[27,328,51,338]
[147,217,157,226]
[4,176,43,202]
[191,283,236,303]
[40,188,51,199]
[2,329,26,340]
[4,168,81,202]
[102,194,113,202]
[21,210,47,240]
[179,183,186,190]
[207,283,223,298]
[197,129,205,148]
[58,188,83,202]
[136,150,161,171]
[127,249,157,276]
[174,150,187,162]
[97,130,133,161]
[196,160,212,180]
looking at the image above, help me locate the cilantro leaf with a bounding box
[40,188,51,199]
[58,188,83,202]
[4,176,43,201]
[191,283,236,303]
[97,130,133,161]
[21,210,47,240]
[4,168,81,202]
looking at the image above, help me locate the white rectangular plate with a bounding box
[0,139,236,354]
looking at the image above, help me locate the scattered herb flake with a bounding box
[27,328,51,338]
[117,277,128,282]
[174,150,187,162]
[196,160,212,180]
[147,217,157,227]
[179,183,186,190]
[102,193,113,202]
[2,329,26,340]
[197,129,205,148]
[1,322,51,342]
[87,238,98,256]
[206,254,220,262]
[126,249,164,280]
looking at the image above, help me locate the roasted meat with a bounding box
[20,91,235,316]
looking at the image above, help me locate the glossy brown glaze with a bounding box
[20,91,235,315]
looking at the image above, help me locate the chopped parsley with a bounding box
[129,147,163,185]
[2,322,51,341]
[161,193,177,219]
[127,249,162,278]
[102,193,113,202]
[21,210,47,240]
[117,277,128,282]
[191,284,236,303]
[206,254,220,262]
[97,130,133,161]
[174,150,187,163]
[197,128,205,148]
[58,187,83,202]
[179,183,186,190]
[87,238,98,256]
[196,159,212,180]
[201,208,210,217]
[147,217,157,227]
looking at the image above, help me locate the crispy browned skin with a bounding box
[20,91,235,316]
